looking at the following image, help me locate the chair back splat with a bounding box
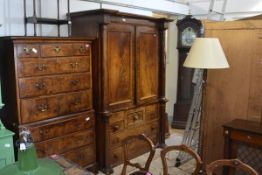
[121,134,155,175]
[160,144,202,175]
[206,159,259,175]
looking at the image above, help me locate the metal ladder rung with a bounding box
[208,0,228,20]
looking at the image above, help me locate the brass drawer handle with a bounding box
[72,98,81,105]
[38,104,48,112]
[39,129,49,135]
[113,154,118,159]
[85,117,90,122]
[36,64,47,71]
[70,62,79,68]
[151,126,156,131]
[79,154,85,160]
[71,79,79,86]
[133,114,139,121]
[24,47,38,54]
[53,46,61,53]
[35,82,46,90]
[79,46,86,53]
[112,125,120,132]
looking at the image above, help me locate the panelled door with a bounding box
[106,23,135,110]
[136,26,159,105]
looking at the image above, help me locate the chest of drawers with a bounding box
[0,37,96,168]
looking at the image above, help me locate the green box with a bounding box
[0,129,15,169]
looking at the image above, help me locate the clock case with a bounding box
[172,16,203,129]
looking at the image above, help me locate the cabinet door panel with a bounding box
[136,26,159,104]
[107,24,135,109]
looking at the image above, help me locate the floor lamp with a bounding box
[176,38,229,166]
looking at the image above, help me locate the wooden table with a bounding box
[223,119,262,174]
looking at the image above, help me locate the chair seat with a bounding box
[130,170,152,175]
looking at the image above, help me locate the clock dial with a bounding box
[181,27,197,47]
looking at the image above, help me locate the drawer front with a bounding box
[20,90,92,123]
[109,137,153,166]
[19,73,91,98]
[110,120,125,134]
[145,120,159,135]
[57,57,91,74]
[231,130,262,146]
[145,104,159,121]
[63,145,96,167]
[109,111,125,124]
[28,112,95,142]
[126,109,145,128]
[16,44,40,58]
[109,147,124,166]
[109,131,126,148]
[36,129,94,157]
[72,43,91,56]
[17,57,90,77]
[41,44,73,57]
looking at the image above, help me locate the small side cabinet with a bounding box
[0,129,15,169]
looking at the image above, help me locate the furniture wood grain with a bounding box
[201,19,262,166]
[70,9,170,174]
[0,37,96,169]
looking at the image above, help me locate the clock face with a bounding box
[181,27,197,47]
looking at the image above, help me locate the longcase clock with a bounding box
[171,16,203,129]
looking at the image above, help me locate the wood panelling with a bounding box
[107,24,134,109]
[201,20,262,165]
[136,26,159,104]
[0,37,96,169]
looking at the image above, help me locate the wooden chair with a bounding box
[121,134,155,175]
[160,144,202,175]
[206,159,258,175]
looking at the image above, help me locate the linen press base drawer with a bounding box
[17,56,91,77]
[63,144,95,167]
[145,104,159,121]
[26,111,95,142]
[126,109,145,127]
[109,133,157,166]
[19,73,91,98]
[109,120,159,149]
[35,129,95,157]
[20,90,92,123]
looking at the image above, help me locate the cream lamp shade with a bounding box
[183,38,229,69]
